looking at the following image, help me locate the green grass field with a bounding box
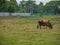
[0,16,60,45]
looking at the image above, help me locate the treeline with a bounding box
[0,0,60,15]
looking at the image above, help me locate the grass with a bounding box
[0,16,60,45]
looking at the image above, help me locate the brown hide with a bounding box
[37,19,52,29]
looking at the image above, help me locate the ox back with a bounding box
[37,20,52,29]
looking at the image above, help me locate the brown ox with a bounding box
[37,19,52,29]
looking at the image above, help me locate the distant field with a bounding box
[0,16,60,45]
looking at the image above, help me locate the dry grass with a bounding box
[0,16,60,45]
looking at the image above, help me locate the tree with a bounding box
[8,0,18,12]
[37,2,44,15]
[19,0,27,13]
[0,0,10,12]
[0,0,18,12]
[19,0,36,13]
[45,1,60,15]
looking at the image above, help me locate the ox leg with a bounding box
[37,25,39,29]
[40,25,41,29]
[37,25,41,29]
[48,23,52,29]
[49,24,52,29]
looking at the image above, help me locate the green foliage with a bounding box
[0,0,9,12]
[8,0,18,12]
[0,0,60,16]
[0,0,18,12]
[44,1,60,15]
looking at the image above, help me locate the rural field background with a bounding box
[0,16,60,45]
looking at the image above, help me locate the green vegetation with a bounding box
[0,0,60,15]
[0,16,60,45]
[0,0,60,45]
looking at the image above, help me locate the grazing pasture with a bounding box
[0,16,60,45]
